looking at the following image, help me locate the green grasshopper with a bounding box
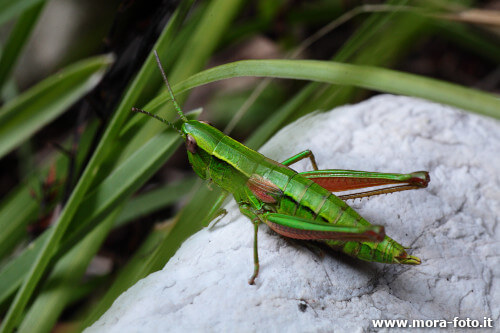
[133,51,429,285]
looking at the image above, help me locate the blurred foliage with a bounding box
[0,0,498,331]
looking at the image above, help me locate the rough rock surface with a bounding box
[87,95,499,332]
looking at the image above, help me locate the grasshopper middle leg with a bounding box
[281,149,318,170]
[239,204,263,285]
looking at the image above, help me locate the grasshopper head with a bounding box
[132,51,227,181]
[181,120,224,180]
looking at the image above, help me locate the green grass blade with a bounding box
[82,181,221,328]
[0,232,45,309]
[81,216,176,328]
[148,59,499,119]
[146,184,223,272]
[246,83,319,149]
[168,0,244,84]
[235,3,432,146]
[79,1,246,323]
[0,184,38,260]
[0,121,98,261]
[0,0,44,25]
[114,177,197,228]
[303,10,430,117]
[0,1,46,93]
[0,2,194,330]
[0,111,200,308]
[334,0,410,63]
[241,3,418,148]
[0,54,113,159]
[433,20,500,64]
[18,208,117,333]
[0,222,56,331]
[64,0,194,191]
[68,127,189,234]
[120,0,244,162]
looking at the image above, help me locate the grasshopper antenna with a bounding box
[131,50,188,137]
[153,50,188,122]
[131,107,185,137]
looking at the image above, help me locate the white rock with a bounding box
[87,95,499,332]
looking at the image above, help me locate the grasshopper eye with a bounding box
[186,134,197,153]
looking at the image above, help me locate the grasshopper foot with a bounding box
[248,263,259,285]
[395,254,421,265]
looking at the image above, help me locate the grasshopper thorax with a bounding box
[181,121,222,154]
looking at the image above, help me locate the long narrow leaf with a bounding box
[147,59,499,119]
[0,54,113,159]
[0,0,44,25]
[0,1,46,93]
[0,2,195,330]
[82,216,176,327]
[0,121,99,261]
[114,177,197,228]
[83,181,220,328]
[119,0,244,163]
[18,208,117,333]
[0,110,200,307]
[0,185,38,260]
[80,1,246,325]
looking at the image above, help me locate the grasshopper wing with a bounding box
[247,174,283,204]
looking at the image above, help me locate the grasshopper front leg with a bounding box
[204,191,230,229]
